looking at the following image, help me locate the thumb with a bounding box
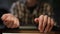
[34,18,39,23]
[1,14,8,21]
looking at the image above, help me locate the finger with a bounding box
[3,17,10,26]
[3,20,13,28]
[44,17,51,33]
[11,23,17,28]
[11,18,19,28]
[48,18,54,32]
[11,23,19,28]
[3,16,11,25]
[1,14,14,21]
[34,18,39,23]
[9,17,15,28]
[1,14,8,21]
[7,22,13,28]
[11,21,18,28]
[42,15,48,32]
[5,17,14,28]
[3,15,10,21]
[38,15,44,32]
[3,21,8,26]
[5,19,13,28]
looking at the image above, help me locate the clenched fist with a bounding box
[34,15,54,33]
[1,14,19,28]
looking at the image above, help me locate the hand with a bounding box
[1,14,19,28]
[34,15,54,33]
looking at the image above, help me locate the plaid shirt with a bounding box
[10,1,54,25]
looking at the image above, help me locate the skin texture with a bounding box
[1,14,19,28]
[34,15,54,33]
[1,0,54,33]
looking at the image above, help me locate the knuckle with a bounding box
[39,15,44,18]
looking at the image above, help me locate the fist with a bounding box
[34,15,54,33]
[1,14,20,28]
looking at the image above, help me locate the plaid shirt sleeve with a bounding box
[10,2,18,17]
[39,3,54,18]
[10,1,27,24]
[10,1,23,18]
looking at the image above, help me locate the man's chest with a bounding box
[18,9,40,19]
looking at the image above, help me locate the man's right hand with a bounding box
[1,14,20,28]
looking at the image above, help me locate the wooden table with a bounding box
[2,32,60,34]
[1,29,60,34]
